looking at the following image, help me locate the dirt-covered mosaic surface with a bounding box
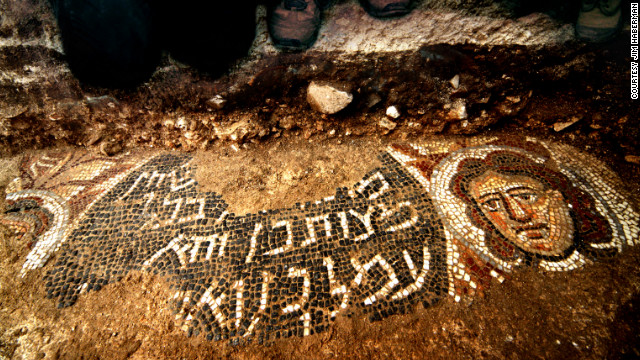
[1,136,638,358]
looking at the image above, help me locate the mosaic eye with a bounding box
[509,190,539,204]
[515,193,536,202]
[480,198,502,212]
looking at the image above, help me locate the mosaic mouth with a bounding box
[516,224,548,238]
[517,224,546,233]
[2,136,638,344]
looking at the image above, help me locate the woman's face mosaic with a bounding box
[469,170,574,256]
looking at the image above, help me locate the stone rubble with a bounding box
[207,95,227,110]
[447,99,467,120]
[450,75,460,89]
[553,116,581,132]
[306,81,353,114]
[378,117,397,131]
[386,106,401,119]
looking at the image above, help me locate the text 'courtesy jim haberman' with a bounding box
[632,2,638,99]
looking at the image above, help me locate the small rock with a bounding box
[184,131,199,140]
[553,116,580,132]
[625,155,640,165]
[86,131,103,146]
[189,119,198,131]
[505,335,514,343]
[366,93,382,108]
[85,95,119,111]
[100,141,122,156]
[378,117,397,131]
[278,115,297,130]
[307,81,353,114]
[303,129,313,139]
[207,95,226,110]
[48,112,63,121]
[386,106,400,119]
[447,99,467,120]
[175,117,188,131]
[477,95,491,104]
[450,74,460,89]
[163,118,175,128]
[213,117,261,143]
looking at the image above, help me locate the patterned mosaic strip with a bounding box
[2,137,638,343]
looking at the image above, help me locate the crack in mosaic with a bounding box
[2,137,638,344]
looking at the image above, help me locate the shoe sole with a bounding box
[576,25,620,43]
[273,36,318,51]
[269,24,320,51]
[359,0,412,18]
[268,2,322,52]
[576,9,622,43]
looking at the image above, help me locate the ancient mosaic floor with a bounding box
[2,136,638,344]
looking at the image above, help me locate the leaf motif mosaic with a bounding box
[2,136,638,344]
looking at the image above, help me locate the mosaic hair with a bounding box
[449,151,615,263]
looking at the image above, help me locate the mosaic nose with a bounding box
[503,195,533,222]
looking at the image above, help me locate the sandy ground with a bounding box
[194,137,383,214]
